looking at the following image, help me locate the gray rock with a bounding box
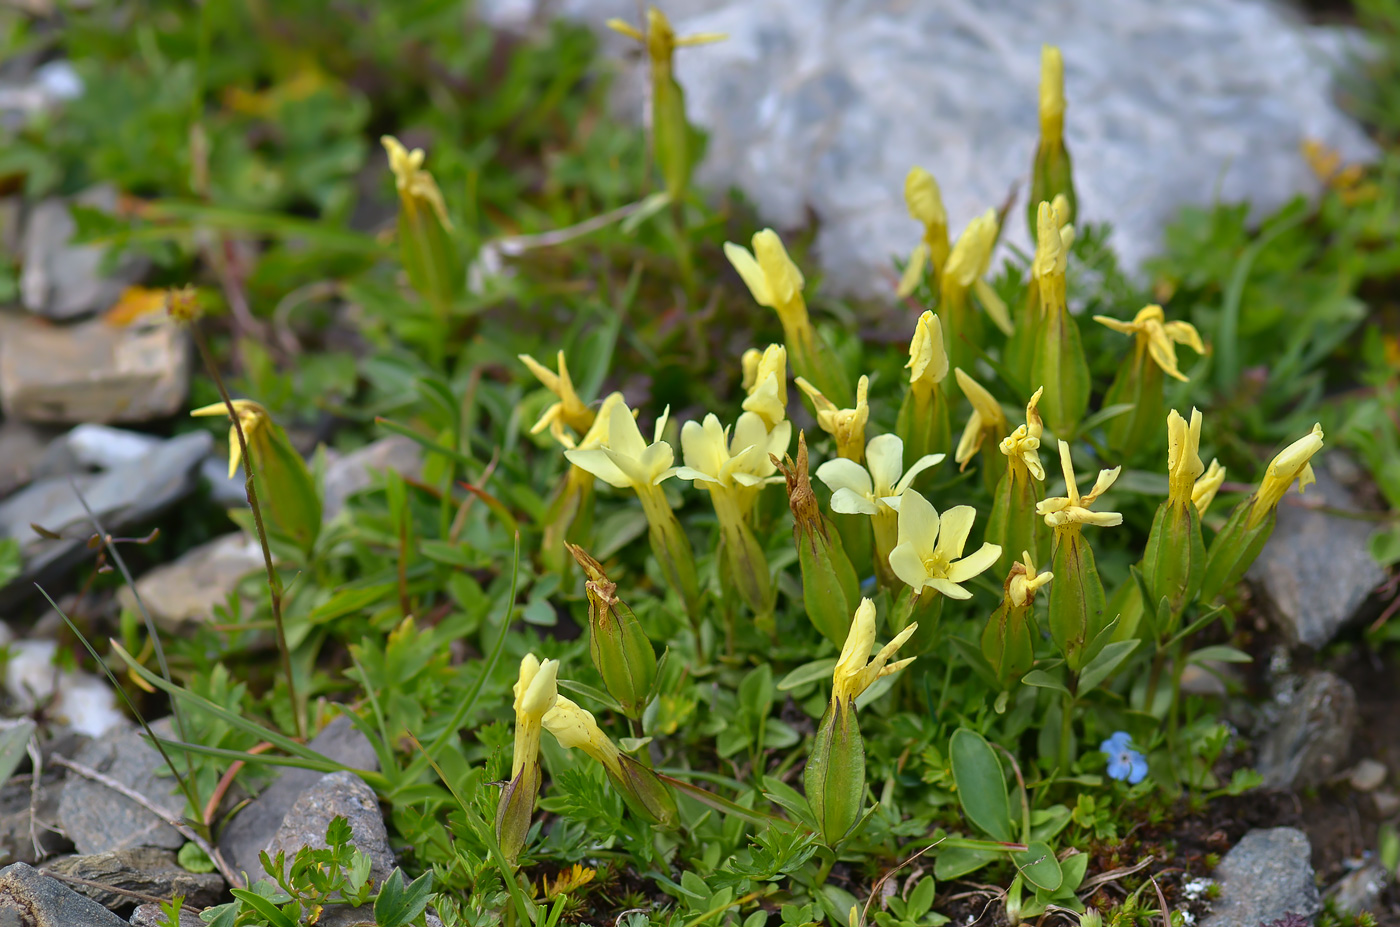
[265,771,392,885]
[0,772,69,865]
[0,430,211,606]
[322,436,423,522]
[201,455,249,509]
[217,716,378,880]
[117,533,265,632]
[42,847,224,913]
[129,902,204,927]
[1201,828,1321,927]
[64,425,164,471]
[1256,672,1357,790]
[0,313,190,424]
[480,0,1374,295]
[0,861,129,926]
[1328,863,1386,915]
[1374,789,1400,818]
[1249,467,1386,649]
[57,721,186,855]
[1349,758,1388,792]
[0,419,58,497]
[19,186,148,320]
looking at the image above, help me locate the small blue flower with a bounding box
[1100,731,1148,784]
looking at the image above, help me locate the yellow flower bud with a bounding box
[907,310,949,393]
[1008,550,1054,608]
[1193,459,1226,516]
[741,343,789,429]
[1166,408,1205,504]
[832,598,918,707]
[795,375,869,462]
[1248,423,1324,528]
[998,387,1046,482]
[382,135,451,229]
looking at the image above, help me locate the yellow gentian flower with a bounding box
[895,167,950,297]
[606,7,725,79]
[816,435,943,518]
[381,135,451,229]
[1093,304,1204,382]
[520,351,596,448]
[831,598,919,705]
[191,399,269,479]
[740,343,789,429]
[795,374,869,462]
[887,489,1001,600]
[942,210,1012,335]
[1008,550,1053,608]
[953,368,1009,470]
[907,310,949,394]
[1247,423,1324,528]
[511,654,559,779]
[1166,408,1205,505]
[1036,441,1122,528]
[998,386,1046,481]
[1193,459,1226,516]
[565,400,675,492]
[725,229,807,332]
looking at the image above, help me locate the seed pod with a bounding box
[805,700,865,847]
[612,753,679,828]
[568,545,657,719]
[982,553,1052,689]
[495,760,541,864]
[1047,526,1109,672]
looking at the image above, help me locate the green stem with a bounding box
[1058,689,1075,773]
[812,850,836,888]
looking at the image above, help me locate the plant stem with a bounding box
[812,850,836,888]
[190,322,306,741]
[1058,689,1075,773]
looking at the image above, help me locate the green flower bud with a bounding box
[986,388,1048,577]
[1028,203,1089,436]
[1027,46,1077,239]
[1141,410,1207,629]
[568,545,657,719]
[382,136,461,320]
[982,553,1052,689]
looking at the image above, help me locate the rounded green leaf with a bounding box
[949,728,1013,843]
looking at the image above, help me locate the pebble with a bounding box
[0,313,190,425]
[1371,789,1400,819]
[1327,863,1386,915]
[1255,671,1357,790]
[1349,758,1388,793]
[0,419,57,498]
[1201,828,1321,927]
[2,638,125,738]
[42,847,224,913]
[56,720,186,855]
[0,860,130,926]
[117,532,265,633]
[19,185,148,321]
[0,771,68,865]
[265,770,394,886]
[129,903,204,927]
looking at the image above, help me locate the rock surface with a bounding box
[265,771,393,884]
[129,903,204,927]
[0,861,129,926]
[117,533,264,632]
[217,715,379,880]
[2,638,126,739]
[1256,671,1357,790]
[0,420,57,498]
[1328,863,1386,915]
[0,772,68,866]
[57,721,186,855]
[322,435,424,521]
[42,848,224,913]
[0,314,190,425]
[1201,828,1321,927]
[20,186,148,321]
[480,0,1374,295]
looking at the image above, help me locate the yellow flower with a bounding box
[191,399,270,479]
[1093,304,1204,382]
[907,310,949,392]
[1193,459,1226,516]
[724,229,807,328]
[565,400,676,490]
[1039,45,1066,144]
[606,6,725,78]
[888,489,1002,599]
[1248,423,1324,528]
[1007,550,1053,608]
[942,210,1012,335]
[1036,441,1122,528]
[1166,408,1205,504]
[675,412,790,490]
[831,598,918,705]
[511,654,559,779]
[542,695,623,777]
[520,351,596,448]
[1033,198,1073,287]
[895,167,950,297]
[795,375,869,461]
[998,387,1045,480]
[741,343,789,429]
[815,434,942,517]
[381,135,451,229]
[573,393,626,452]
[953,369,1009,470]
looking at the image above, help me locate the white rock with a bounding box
[3,638,125,738]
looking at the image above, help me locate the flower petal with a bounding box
[947,541,1002,583]
[673,466,720,484]
[888,542,929,591]
[895,488,940,551]
[894,453,946,495]
[816,458,872,497]
[926,577,972,600]
[831,487,878,515]
[724,243,774,306]
[565,448,631,489]
[865,433,905,496]
[933,505,976,561]
[608,403,648,460]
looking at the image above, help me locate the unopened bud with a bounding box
[567,544,657,718]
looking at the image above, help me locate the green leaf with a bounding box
[557,679,625,714]
[777,658,837,692]
[0,539,20,586]
[374,868,434,927]
[949,729,1013,842]
[1187,645,1253,664]
[229,889,298,927]
[1076,640,1139,694]
[1021,670,1069,695]
[1013,840,1062,892]
[0,721,34,787]
[933,844,998,881]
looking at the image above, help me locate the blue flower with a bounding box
[1100,731,1147,784]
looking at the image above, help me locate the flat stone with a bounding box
[322,436,423,522]
[19,185,148,321]
[479,0,1374,295]
[117,533,264,633]
[0,772,68,866]
[265,771,393,886]
[0,420,57,498]
[1256,671,1356,790]
[0,861,129,926]
[1201,828,1321,927]
[57,721,185,855]
[129,903,204,927]
[1328,863,1386,915]
[42,848,224,914]
[217,716,378,880]
[4,639,126,739]
[0,430,211,608]
[1248,467,1386,649]
[1349,758,1388,792]
[0,314,190,425]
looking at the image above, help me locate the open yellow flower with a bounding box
[1037,441,1122,528]
[795,375,869,462]
[1166,408,1205,504]
[1007,550,1053,608]
[191,399,269,479]
[888,489,1001,600]
[1193,459,1226,516]
[676,412,790,492]
[1248,423,1324,528]
[543,694,622,775]
[998,387,1045,481]
[953,369,1009,470]
[831,598,919,705]
[725,229,807,331]
[606,7,725,79]
[907,310,948,394]
[520,351,596,448]
[895,167,950,297]
[1093,304,1204,382]
[740,343,789,429]
[815,434,942,518]
[565,401,675,491]
[511,654,559,779]
[941,210,1012,336]
[381,135,451,229]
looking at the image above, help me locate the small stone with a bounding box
[1371,789,1400,818]
[1256,671,1357,790]
[129,903,204,927]
[266,771,393,885]
[63,425,163,470]
[0,772,68,865]
[0,420,58,497]
[19,186,149,321]
[57,720,185,855]
[217,715,378,879]
[0,314,190,424]
[322,436,423,522]
[1248,468,1386,649]
[117,533,264,632]
[4,639,126,738]
[42,847,224,913]
[0,861,129,926]
[201,455,248,509]
[1349,758,1388,792]
[1201,828,1321,927]
[1328,863,1386,915]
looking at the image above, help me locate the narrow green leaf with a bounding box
[1076,640,1139,694]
